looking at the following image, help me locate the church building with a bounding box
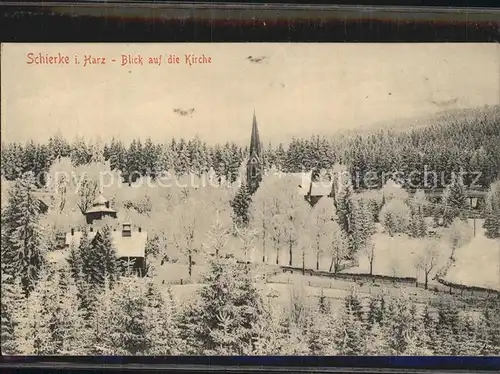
[245,110,333,206]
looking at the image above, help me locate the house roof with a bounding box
[84,194,116,214]
[309,182,334,196]
[93,194,109,206]
[289,171,313,182]
[467,190,488,198]
[290,172,312,189]
[47,250,67,263]
[289,172,334,197]
[409,188,488,199]
[85,205,117,214]
[65,230,147,258]
[33,191,55,198]
[32,191,54,207]
[385,178,403,189]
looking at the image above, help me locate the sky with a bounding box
[1,43,499,146]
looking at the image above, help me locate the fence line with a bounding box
[279,265,417,284]
[276,264,499,299]
[160,263,499,300]
[435,277,500,298]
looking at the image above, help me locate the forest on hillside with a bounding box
[2,105,500,190]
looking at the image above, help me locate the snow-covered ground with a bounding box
[342,232,450,287]
[167,276,441,314]
[345,220,500,291]
[443,224,500,291]
[153,263,207,285]
[1,178,14,210]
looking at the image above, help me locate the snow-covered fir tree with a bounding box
[408,190,427,238]
[352,198,376,254]
[77,225,119,290]
[379,198,411,237]
[483,180,500,238]
[0,273,27,355]
[230,182,252,229]
[332,171,356,257]
[179,257,267,355]
[87,275,180,355]
[441,173,469,226]
[1,172,47,295]
[334,292,367,355]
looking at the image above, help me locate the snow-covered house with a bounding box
[291,170,334,207]
[384,177,404,189]
[65,222,148,276]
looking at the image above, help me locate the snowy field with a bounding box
[343,232,450,287]
[344,220,499,291]
[166,275,445,315]
[443,223,500,291]
[152,263,207,285]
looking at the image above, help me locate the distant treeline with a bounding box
[2,106,499,189]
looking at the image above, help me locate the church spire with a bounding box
[246,109,263,194]
[249,108,262,158]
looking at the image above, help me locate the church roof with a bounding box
[309,182,334,196]
[249,109,262,157]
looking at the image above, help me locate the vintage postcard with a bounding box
[1,43,499,356]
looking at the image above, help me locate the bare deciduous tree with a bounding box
[205,210,230,258]
[447,218,472,261]
[309,197,336,270]
[169,196,200,278]
[415,239,440,290]
[234,225,258,263]
[363,240,376,276]
[326,220,349,273]
[250,175,283,263]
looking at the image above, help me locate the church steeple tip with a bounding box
[249,109,262,157]
[247,109,263,194]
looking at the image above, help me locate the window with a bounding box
[251,167,256,177]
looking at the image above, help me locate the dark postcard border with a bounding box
[1,356,500,371]
[6,0,500,8]
[0,1,500,373]
[0,2,499,42]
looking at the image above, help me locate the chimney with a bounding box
[122,222,131,237]
[71,228,74,236]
